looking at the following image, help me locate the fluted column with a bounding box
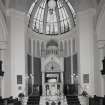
[61,72,64,95]
[24,74,29,96]
[31,39,34,85]
[42,72,45,96]
[70,39,73,84]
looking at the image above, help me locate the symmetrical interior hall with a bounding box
[0,0,105,105]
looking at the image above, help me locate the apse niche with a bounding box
[25,0,79,105]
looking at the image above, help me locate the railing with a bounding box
[64,84,78,96]
[89,95,105,105]
[0,97,21,105]
[41,49,64,57]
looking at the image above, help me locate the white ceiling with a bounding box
[6,0,97,12]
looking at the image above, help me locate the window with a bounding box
[17,75,22,84]
[28,0,76,35]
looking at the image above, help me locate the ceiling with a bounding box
[0,0,98,13]
[7,0,97,12]
[28,0,76,35]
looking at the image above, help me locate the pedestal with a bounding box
[78,96,89,105]
[102,75,105,95]
[0,76,3,96]
[0,77,1,96]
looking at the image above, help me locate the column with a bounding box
[0,77,2,96]
[0,50,2,96]
[61,72,63,95]
[0,50,4,97]
[24,74,29,96]
[104,45,105,94]
[31,39,34,86]
[71,39,74,84]
[42,72,45,96]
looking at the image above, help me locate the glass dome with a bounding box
[28,0,76,35]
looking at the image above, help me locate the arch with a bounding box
[0,9,7,47]
[0,8,8,97]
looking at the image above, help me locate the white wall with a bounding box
[78,9,96,96]
[10,10,26,97]
[0,8,11,98]
[95,0,105,96]
[79,0,97,11]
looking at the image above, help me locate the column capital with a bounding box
[97,40,105,49]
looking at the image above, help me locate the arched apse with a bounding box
[0,8,9,97]
[0,9,7,46]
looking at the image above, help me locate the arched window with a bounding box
[28,0,76,35]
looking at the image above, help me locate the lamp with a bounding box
[48,0,57,14]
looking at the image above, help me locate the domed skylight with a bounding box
[28,0,76,35]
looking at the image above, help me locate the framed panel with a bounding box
[83,74,89,83]
[17,75,22,84]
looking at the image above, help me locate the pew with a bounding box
[89,95,104,105]
[0,97,21,105]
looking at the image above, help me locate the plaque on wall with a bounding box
[83,74,89,83]
[18,86,22,90]
[17,75,22,84]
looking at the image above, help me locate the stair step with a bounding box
[66,95,80,105]
[27,96,40,105]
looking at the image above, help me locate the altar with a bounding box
[40,95,68,105]
[39,55,68,105]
